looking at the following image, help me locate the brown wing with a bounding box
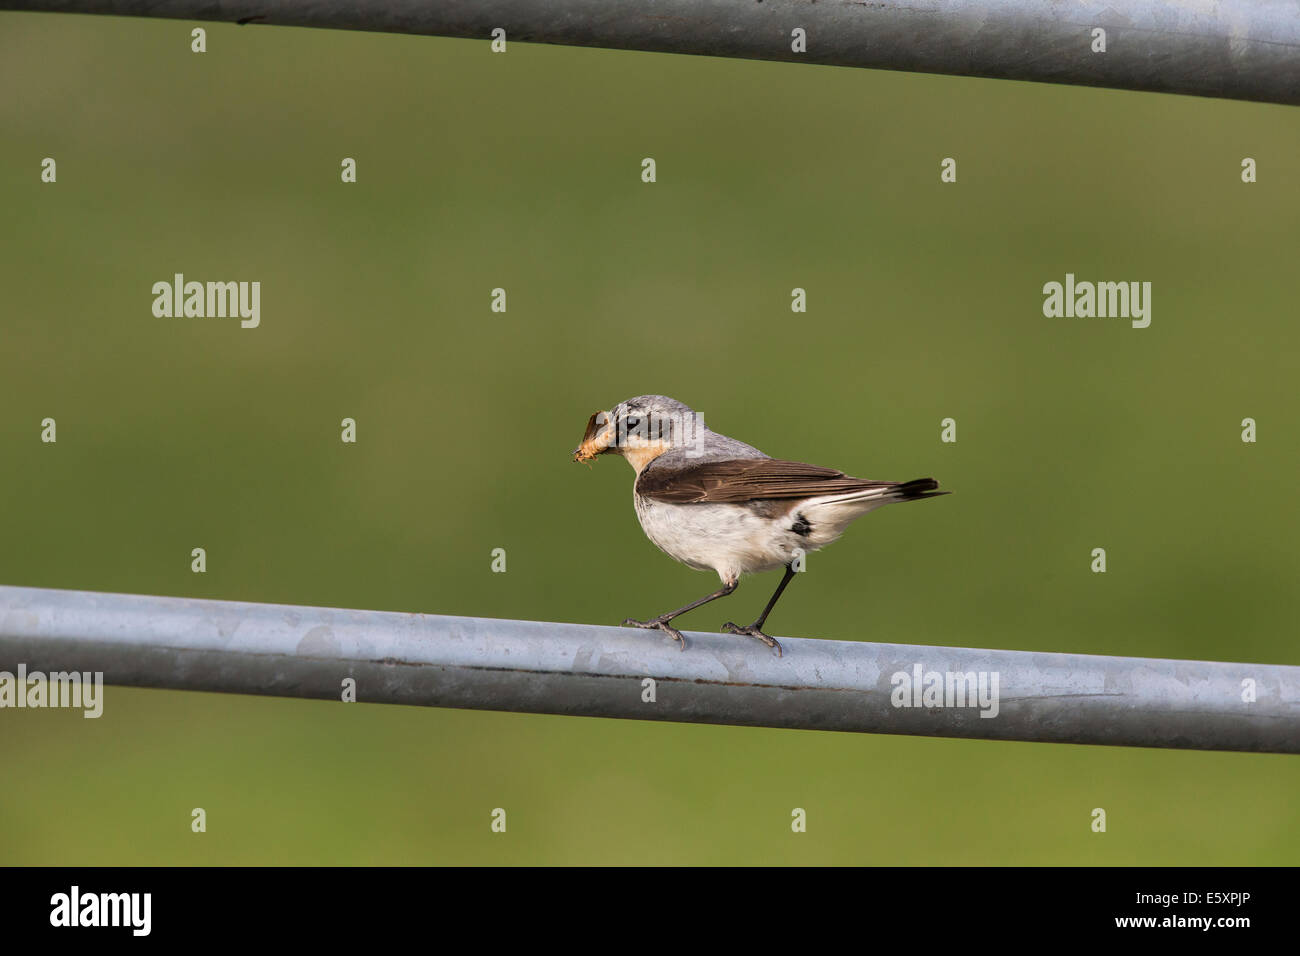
[636,458,899,504]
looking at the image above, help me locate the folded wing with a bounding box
[636,458,934,504]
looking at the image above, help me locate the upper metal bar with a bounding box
[1,584,1296,753]
[2,0,1299,106]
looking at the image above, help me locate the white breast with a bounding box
[633,494,799,583]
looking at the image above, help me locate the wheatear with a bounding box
[573,395,947,656]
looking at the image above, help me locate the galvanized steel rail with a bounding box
[1,584,1296,753]
[2,0,1299,106]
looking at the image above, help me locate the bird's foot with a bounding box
[721,622,783,657]
[622,617,687,651]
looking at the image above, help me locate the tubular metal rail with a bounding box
[1,585,1297,753]
[2,0,1299,106]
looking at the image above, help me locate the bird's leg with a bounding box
[722,564,796,657]
[623,580,738,651]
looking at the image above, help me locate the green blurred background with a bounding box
[2,13,1298,865]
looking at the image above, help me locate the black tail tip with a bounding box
[895,477,950,500]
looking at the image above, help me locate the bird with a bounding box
[572,394,948,656]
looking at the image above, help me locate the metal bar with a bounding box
[1,0,1298,106]
[1,584,1297,753]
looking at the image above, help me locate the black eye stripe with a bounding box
[619,412,675,441]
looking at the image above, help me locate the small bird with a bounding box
[573,395,947,656]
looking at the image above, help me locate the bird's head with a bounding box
[572,395,703,472]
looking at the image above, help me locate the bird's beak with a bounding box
[573,411,613,462]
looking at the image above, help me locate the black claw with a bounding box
[659,623,686,650]
[622,617,686,650]
[721,622,783,657]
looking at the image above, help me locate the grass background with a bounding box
[1,13,1298,864]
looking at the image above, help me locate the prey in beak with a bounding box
[572,407,674,473]
[572,411,613,463]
